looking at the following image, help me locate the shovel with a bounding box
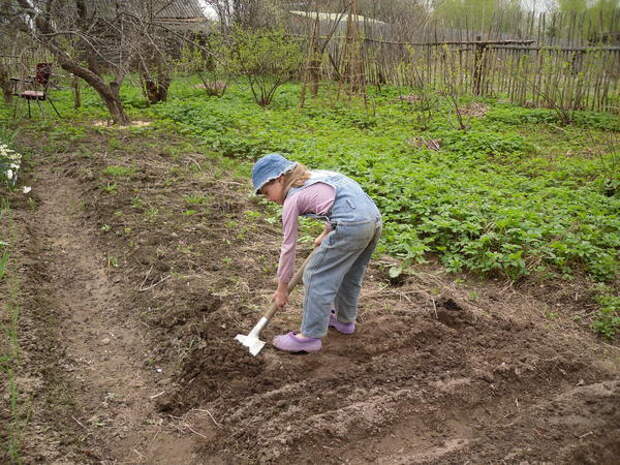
[235,249,317,356]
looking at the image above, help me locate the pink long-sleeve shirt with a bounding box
[277,182,336,283]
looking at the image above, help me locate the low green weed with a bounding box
[103,165,135,177]
[0,248,8,280]
[131,196,145,209]
[487,105,620,131]
[102,183,118,194]
[436,129,535,162]
[592,294,620,340]
[144,207,159,221]
[184,195,208,205]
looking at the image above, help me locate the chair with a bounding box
[12,63,61,118]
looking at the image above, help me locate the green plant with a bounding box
[131,196,145,209]
[184,195,208,205]
[0,248,8,280]
[409,87,441,131]
[592,294,620,340]
[102,183,118,194]
[243,210,261,219]
[229,28,303,107]
[144,207,159,221]
[175,35,230,98]
[0,142,21,187]
[107,138,124,151]
[103,165,135,177]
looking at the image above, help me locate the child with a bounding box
[251,153,382,353]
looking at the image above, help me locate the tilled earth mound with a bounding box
[158,296,619,465]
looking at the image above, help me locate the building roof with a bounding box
[85,0,208,23]
[289,10,387,26]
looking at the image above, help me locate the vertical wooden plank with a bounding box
[473,37,484,96]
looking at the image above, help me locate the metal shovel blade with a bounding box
[235,316,269,356]
[234,333,266,357]
[234,251,316,357]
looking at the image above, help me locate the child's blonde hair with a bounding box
[282,163,311,195]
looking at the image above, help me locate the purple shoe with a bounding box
[329,310,356,335]
[272,332,322,353]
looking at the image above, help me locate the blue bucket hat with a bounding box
[251,153,297,195]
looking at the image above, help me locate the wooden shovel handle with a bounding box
[262,249,317,320]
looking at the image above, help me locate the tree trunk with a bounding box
[103,81,130,125]
[0,64,12,104]
[310,57,321,97]
[103,97,129,125]
[140,53,171,105]
[309,7,321,97]
[72,75,81,109]
[142,70,170,104]
[55,55,130,125]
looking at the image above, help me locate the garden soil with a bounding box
[1,129,618,465]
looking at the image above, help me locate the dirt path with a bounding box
[16,167,204,464]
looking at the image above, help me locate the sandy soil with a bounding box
[1,128,618,465]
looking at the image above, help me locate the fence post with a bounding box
[473,35,487,96]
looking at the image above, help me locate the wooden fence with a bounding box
[356,38,619,113]
[297,12,620,114]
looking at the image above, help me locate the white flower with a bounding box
[1,143,22,184]
[23,186,31,194]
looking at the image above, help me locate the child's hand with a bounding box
[273,289,289,308]
[314,224,332,247]
[313,232,327,247]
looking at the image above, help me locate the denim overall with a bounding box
[287,171,382,338]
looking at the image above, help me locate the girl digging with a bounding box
[252,153,382,353]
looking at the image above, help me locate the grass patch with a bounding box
[0,240,8,281]
[102,165,135,177]
[0,200,24,464]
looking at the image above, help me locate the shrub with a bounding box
[228,28,303,107]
